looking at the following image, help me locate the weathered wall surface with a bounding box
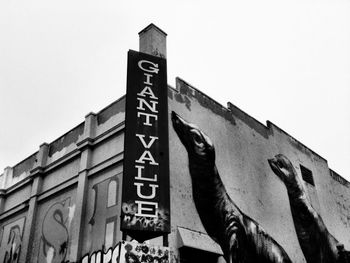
[31,188,77,263]
[0,97,125,263]
[95,97,125,137]
[0,78,349,262]
[81,167,123,256]
[168,78,303,261]
[0,212,26,262]
[168,77,350,262]
[330,170,350,245]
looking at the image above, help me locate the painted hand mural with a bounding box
[268,154,350,263]
[171,111,292,263]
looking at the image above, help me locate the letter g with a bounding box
[138,60,159,74]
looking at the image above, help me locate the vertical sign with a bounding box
[121,50,170,241]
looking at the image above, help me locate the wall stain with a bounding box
[331,170,350,188]
[97,96,126,125]
[13,153,37,177]
[227,102,268,139]
[174,78,236,126]
[268,122,327,162]
[167,87,174,100]
[174,92,192,111]
[48,123,84,157]
[330,170,350,229]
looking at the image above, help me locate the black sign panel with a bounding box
[121,50,170,241]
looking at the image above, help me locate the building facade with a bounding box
[0,24,349,263]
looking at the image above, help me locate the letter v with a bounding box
[136,134,159,148]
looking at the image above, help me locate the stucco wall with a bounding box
[30,187,77,262]
[330,170,350,245]
[0,78,349,263]
[81,167,123,255]
[168,77,350,262]
[0,97,125,263]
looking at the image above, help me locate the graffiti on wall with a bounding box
[0,217,25,263]
[38,197,75,263]
[172,111,350,263]
[121,202,169,232]
[171,111,292,263]
[120,241,169,263]
[88,176,119,251]
[268,154,350,263]
[79,241,170,263]
[80,243,120,263]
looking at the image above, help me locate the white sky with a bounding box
[0,0,349,180]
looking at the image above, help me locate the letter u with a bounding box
[134,182,159,199]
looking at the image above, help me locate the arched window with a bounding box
[107,180,117,207]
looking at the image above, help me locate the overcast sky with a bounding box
[0,0,349,180]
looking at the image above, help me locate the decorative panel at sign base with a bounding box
[119,241,170,263]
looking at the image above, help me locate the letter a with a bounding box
[137,86,158,100]
[136,151,159,166]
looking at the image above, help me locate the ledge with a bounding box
[177,227,223,255]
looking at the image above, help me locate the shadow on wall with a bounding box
[171,111,349,263]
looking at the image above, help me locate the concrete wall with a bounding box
[330,170,350,245]
[168,77,350,262]
[0,97,125,263]
[0,78,349,262]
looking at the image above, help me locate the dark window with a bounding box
[300,165,315,186]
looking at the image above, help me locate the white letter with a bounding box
[103,249,112,263]
[96,251,102,263]
[137,112,158,126]
[136,134,158,149]
[138,60,159,74]
[135,200,158,217]
[90,253,96,263]
[136,151,159,165]
[137,98,158,113]
[134,182,159,199]
[111,244,120,263]
[137,86,158,100]
[135,165,157,182]
[144,73,153,85]
[82,255,89,263]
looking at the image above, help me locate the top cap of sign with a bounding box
[139,23,167,36]
[139,24,167,58]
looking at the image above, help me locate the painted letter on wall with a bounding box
[88,176,119,251]
[38,198,74,263]
[0,217,25,263]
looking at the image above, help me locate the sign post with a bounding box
[121,50,170,242]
